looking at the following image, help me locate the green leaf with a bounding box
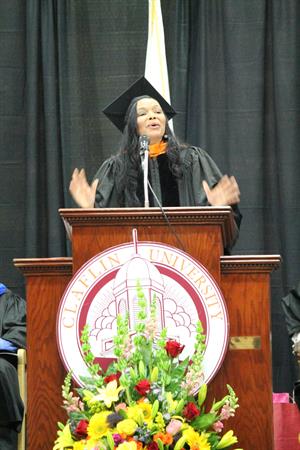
[156,438,164,450]
[197,383,207,407]
[191,413,217,431]
[174,435,187,450]
[151,399,159,418]
[106,431,115,450]
[175,398,185,414]
[130,367,136,379]
[117,408,128,419]
[57,422,65,431]
[210,397,228,412]
[150,366,159,382]
[139,360,145,377]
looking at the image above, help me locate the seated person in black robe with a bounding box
[69,77,242,250]
[0,283,26,450]
[282,280,300,408]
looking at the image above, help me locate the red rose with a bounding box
[104,372,121,384]
[74,419,89,437]
[147,442,159,450]
[165,340,185,358]
[134,379,151,396]
[183,402,200,421]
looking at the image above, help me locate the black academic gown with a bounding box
[94,146,242,249]
[0,289,26,449]
[282,281,300,337]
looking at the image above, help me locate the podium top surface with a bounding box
[59,206,238,250]
[59,206,233,221]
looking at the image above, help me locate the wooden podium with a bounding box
[14,207,280,450]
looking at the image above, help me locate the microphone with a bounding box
[139,135,150,208]
[138,135,186,250]
[139,135,149,159]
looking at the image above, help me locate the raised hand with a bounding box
[202,175,240,206]
[69,168,99,208]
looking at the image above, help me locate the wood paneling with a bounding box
[14,258,72,449]
[14,210,281,450]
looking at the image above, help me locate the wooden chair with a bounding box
[17,349,26,450]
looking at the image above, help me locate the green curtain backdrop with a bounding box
[25,0,148,257]
[163,0,300,392]
[0,0,26,291]
[1,0,300,393]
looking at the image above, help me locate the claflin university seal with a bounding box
[57,230,229,387]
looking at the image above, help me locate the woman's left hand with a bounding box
[202,175,240,206]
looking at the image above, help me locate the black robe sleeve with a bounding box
[178,146,242,250]
[0,290,26,349]
[281,281,300,336]
[0,289,26,434]
[93,156,121,208]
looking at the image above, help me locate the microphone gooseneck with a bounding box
[137,135,186,251]
[147,180,186,252]
[139,135,150,208]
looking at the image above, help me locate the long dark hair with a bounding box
[113,95,183,206]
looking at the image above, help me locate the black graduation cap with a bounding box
[102,76,176,132]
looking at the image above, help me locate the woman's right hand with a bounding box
[69,168,99,208]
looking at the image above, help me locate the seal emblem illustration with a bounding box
[57,230,229,386]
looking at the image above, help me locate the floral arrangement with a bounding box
[54,284,242,450]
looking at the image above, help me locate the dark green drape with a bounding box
[26,0,66,257]
[0,1,26,292]
[25,0,148,257]
[163,0,300,392]
[1,0,300,392]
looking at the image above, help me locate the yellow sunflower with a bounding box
[137,401,152,422]
[87,411,111,441]
[183,427,211,450]
[117,441,138,450]
[127,405,144,424]
[116,418,138,436]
